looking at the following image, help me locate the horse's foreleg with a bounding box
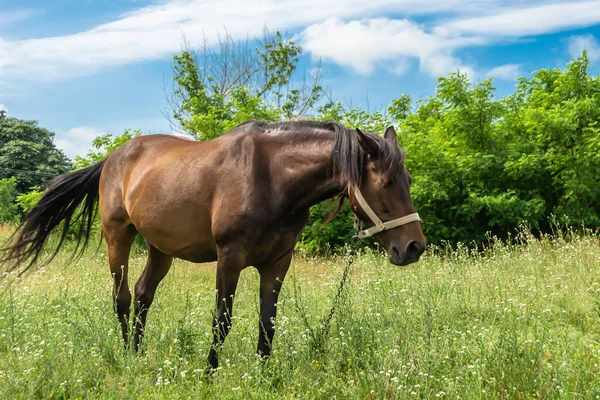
[133,244,173,351]
[256,252,292,359]
[206,245,245,371]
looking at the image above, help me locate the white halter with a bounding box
[352,185,421,239]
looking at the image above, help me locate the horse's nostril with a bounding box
[406,241,423,258]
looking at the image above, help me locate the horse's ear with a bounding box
[355,128,378,157]
[384,126,397,144]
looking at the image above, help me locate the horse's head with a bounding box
[349,126,426,266]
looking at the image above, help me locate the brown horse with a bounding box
[0,120,425,370]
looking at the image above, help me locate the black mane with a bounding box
[241,119,405,186]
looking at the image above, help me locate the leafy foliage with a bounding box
[73,129,142,170]
[0,178,18,223]
[15,187,44,214]
[397,53,600,245]
[0,112,70,194]
[397,74,543,244]
[171,31,323,140]
[504,53,600,228]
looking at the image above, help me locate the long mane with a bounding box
[238,119,405,186]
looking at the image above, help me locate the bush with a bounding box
[399,53,600,245]
[16,186,44,214]
[0,178,18,223]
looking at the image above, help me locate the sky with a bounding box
[1,0,599,160]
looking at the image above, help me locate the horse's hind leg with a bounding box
[133,244,173,351]
[103,221,137,347]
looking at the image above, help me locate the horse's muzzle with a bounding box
[389,240,425,266]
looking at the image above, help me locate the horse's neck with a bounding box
[273,136,346,214]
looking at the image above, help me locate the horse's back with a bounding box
[100,134,208,211]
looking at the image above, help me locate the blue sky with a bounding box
[1,0,599,160]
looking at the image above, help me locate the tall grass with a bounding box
[0,226,599,398]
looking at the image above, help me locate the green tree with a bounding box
[73,129,142,170]
[502,52,600,228]
[0,177,18,223]
[170,31,324,140]
[305,53,600,251]
[15,187,44,214]
[392,52,599,246]
[397,73,547,244]
[0,112,71,194]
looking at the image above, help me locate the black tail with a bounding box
[0,160,106,275]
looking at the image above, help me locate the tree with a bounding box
[73,129,142,170]
[0,112,71,195]
[390,52,600,246]
[502,51,600,228]
[0,177,18,223]
[169,30,324,140]
[15,187,44,214]
[397,73,547,244]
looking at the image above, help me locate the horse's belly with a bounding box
[171,246,218,263]
[133,211,217,263]
[142,234,218,263]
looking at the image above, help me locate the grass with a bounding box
[0,225,599,399]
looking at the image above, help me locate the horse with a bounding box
[0,120,426,370]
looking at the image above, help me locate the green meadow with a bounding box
[1,226,599,399]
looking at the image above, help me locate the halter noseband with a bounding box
[352,186,421,239]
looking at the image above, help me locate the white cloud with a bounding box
[302,18,469,76]
[0,104,6,112]
[389,58,412,76]
[302,19,433,74]
[54,127,105,160]
[299,1,600,80]
[568,34,600,61]
[437,1,600,38]
[485,64,522,80]
[1,1,599,82]
[171,130,193,139]
[301,18,477,79]
[0,0,489,80]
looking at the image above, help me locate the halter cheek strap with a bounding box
[352,186,421,239]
